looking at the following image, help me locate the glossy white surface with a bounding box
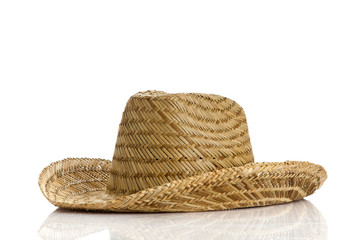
[1,0,359,239]
[38,200,327,240]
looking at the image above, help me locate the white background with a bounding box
[0,1,359,239]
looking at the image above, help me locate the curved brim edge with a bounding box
[39,158,327,212]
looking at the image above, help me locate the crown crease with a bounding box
[106,91,255,196]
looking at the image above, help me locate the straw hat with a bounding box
[38,200,327,240]
[38,90,327,212]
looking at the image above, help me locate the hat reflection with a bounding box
[38,199,327,240]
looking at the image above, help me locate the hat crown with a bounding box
[106,90,254,196]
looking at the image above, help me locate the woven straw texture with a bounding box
[38,90,327,212]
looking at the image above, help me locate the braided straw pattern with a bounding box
[38,90,327,212]
[107,90,254,196]
[39,158,327,212]
[38,158,112,206]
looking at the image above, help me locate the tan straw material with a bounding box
[39,90,327,212]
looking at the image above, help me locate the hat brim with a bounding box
[39,158,327,212]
